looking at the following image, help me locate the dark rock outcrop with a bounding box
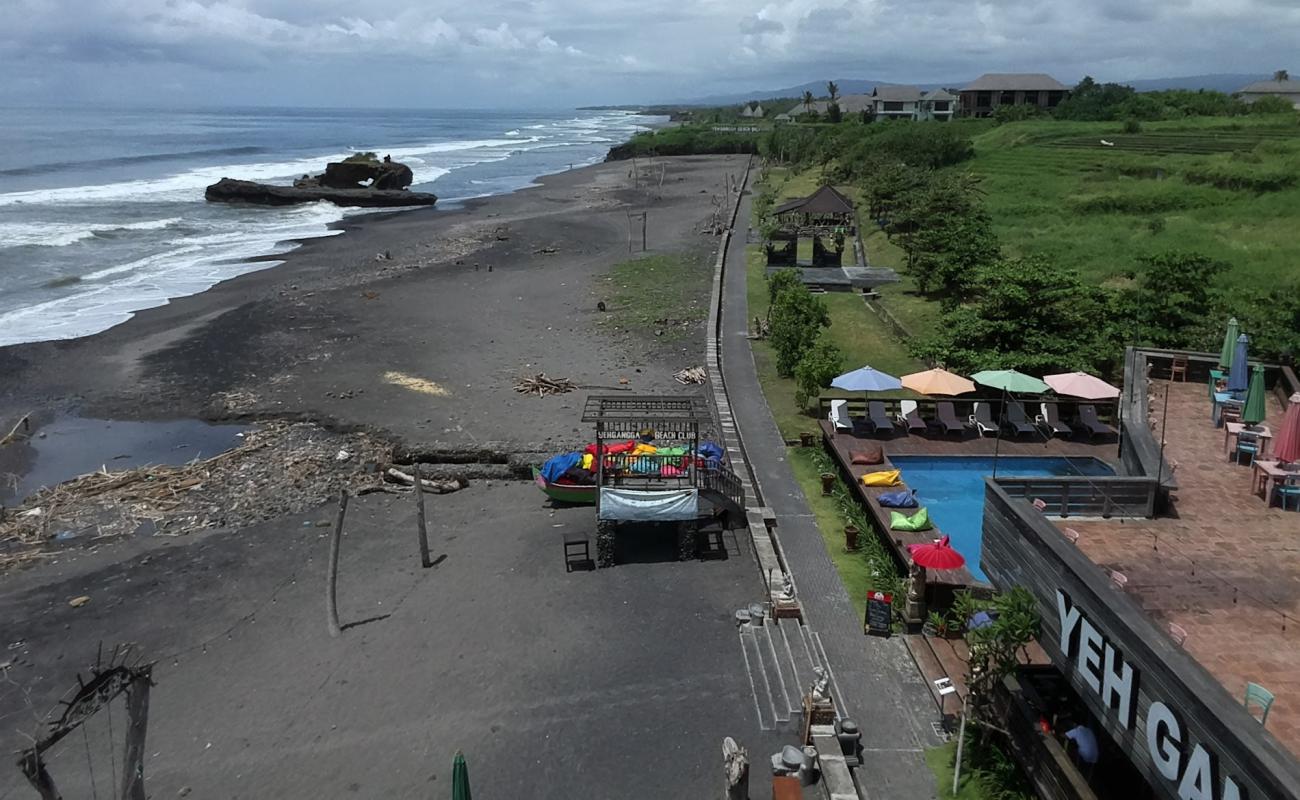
[205,178,437,208]
[206,155,432,208]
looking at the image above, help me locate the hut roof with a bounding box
[773,185,856,216]
[872,84,925,102]
[1237,79,1300,94]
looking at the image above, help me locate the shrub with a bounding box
[1249,95,1298,115]
[794,335,844,410]
[1147,217,1166,234]
[1182,163,1297,192]
[1123,117,1143,134]
[992,104,1039,124]
[769,284,830,376]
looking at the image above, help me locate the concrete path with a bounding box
[720,189,942,800]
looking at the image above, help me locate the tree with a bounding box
[769,284,830,377]
[1275,69,1290,82]
[794,335,844,410]
[826,102,843,123]
[911,256,1117,375]
[827,81,839,102]
[1126,251,1229,348]
[1052,76,1139,120]
[1249,95,1297,114]
[802,91,815,114]
[766,268,803,320]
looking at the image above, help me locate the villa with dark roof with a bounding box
[959,73,1069,117]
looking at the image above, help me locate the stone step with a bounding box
[754,620,793,723]
[777,616,817,713]
[738,627,776,731]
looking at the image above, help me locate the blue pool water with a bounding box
[888,456,1115,582]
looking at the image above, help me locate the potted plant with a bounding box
[820,472,837,496]
[800,431,815,447]
[843,523,860,551]
[922,610,947,638]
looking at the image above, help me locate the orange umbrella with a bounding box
[901,368,975,396]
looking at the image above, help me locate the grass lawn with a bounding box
[746,244,923,441]
[967,117,1300,290]
[925,739,1034,800]
[600,253,709,342]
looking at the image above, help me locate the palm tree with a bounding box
[1274,69,1290,82]
[827,81,839,102]
[802,91,815,114]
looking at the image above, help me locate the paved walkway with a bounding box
[720,191,941,800]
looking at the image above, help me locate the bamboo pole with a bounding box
[326,491,349,637]
[120,667,152,800]
[414,464,431,568]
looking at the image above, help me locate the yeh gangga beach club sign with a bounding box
[1056,590,1254,800]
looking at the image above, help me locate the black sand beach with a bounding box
[0,155,785,798]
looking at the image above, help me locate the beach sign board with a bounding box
[864,590,892,637]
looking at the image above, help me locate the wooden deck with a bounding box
[818,418,1120,593]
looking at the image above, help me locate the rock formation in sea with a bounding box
[205,153,436,208]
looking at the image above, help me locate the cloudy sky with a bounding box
[1,0,1296,108]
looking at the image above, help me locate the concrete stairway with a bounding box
[738,614,836,732]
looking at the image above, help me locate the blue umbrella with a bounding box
[831,365,902,392]
[1227,334,1250,394]
[1065,725,1100,765]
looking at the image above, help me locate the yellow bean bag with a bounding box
[861,469,901,487]
[890,508,933,532]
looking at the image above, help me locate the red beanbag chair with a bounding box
[851,445,884,466]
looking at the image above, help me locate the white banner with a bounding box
[598,488,699,521]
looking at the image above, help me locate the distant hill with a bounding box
[679,74,1271,107]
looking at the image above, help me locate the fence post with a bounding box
[326,491,349,637]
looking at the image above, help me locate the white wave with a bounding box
[505,129,522,136]
[0,138,538,209]
[0,202,359,346]
[0,217,185,248]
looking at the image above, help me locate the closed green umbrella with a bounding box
[1218,318,1240,369]
[452,751,472,800]
[1242,365,1268,426]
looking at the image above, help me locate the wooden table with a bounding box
[1252,460,1300,500]
[1224,422,1272,459]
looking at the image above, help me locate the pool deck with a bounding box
[1059,380,1300,757]
[818,418,1120,592]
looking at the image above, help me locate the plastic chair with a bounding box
[1245,682,1274,726]
[1233,436,1259,467]
[1275,482,1300,511]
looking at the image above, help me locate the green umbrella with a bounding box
[1218,318,1239,369]
[1242,365,1268,426]
[971,369,1051,394]
[452,751,472,800]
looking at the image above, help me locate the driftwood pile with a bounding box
[674,366,707,385]
[514,373,576,397]
[0,421,395,571]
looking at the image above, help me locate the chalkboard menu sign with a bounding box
[864,590,892,637]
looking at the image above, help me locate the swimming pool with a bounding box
[888,456,1115,582]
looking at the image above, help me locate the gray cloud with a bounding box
[0,0,1296,107]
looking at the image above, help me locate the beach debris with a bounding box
[0,421,394,571]
[383,468,466,494]
[1,413,31,448]
[68,596,90,608]
[362,290,379,300]
[384,371,450,397]
[534,246,559,255]
[335,449,352,462]
[514,373,577,397]
[674,366,707,385]
[597,301,607,312]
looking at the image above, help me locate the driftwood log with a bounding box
[0,414,31,448]
[674,366,706,385]
[514,373,577,397]
[384,468,466,494]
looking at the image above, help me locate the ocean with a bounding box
[0,106,660,346]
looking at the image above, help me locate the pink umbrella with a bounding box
[1043,371,1121,400]
[1273,392,1300,465]
[907,535,966,570]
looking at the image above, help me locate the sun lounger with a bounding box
[1005,402,1037,436]
[828,399,851,432]
[1036,403,1072,437]
[969,402,998,437]
[851,415,874,437]
[1076,404,1117,439]
[935,402,965,436]
[896,400,927,434]
[867,401,894,437]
